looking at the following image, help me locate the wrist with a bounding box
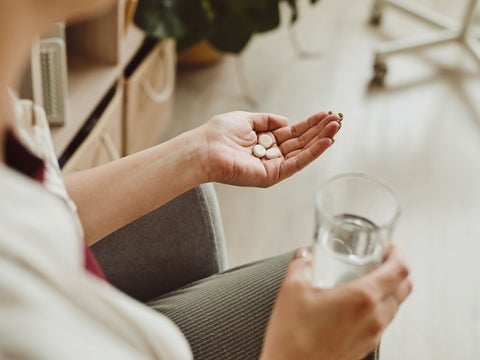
[180,126,211,184]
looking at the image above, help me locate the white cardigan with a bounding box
[0,98,192,359]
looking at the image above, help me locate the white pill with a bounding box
[258,134,274,149]
[253,144,267,158]
[266,147,281,159]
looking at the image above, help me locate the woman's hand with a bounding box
[260,245,412,360]
[196,111,341,187]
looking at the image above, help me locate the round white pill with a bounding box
[258,134,274,149]
[266,147,281,159]
[253,144,267,158]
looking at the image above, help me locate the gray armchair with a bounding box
[91,183,227,302]
[91,183,379,360]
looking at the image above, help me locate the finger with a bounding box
[251,113,289,132]
[370,276,412,340]
[392,276,413,305]
[286,249,314,284]
[274,112,337,144]
[301,120,341,151]
[377,276,412,326]
[280,137,333,176]
[364,245,410,299]
[376,295,399,333]
[284,135,334,161]
[280,119,340,155]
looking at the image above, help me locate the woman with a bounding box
[0,0,412,359]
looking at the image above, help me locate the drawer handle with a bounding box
[101,133,121,161]
[141,42,175,103]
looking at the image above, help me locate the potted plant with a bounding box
[134,0,320,65]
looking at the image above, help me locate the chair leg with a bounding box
[384,0,454,29]
[375,29,459,58]
[370,0,480,85]
[465,36,480,65]
[370,0,386,26]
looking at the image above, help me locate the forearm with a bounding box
[65,128,207,245]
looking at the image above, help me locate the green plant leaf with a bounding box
[245,0,281,33]
[208,10,254,53]
[207,0,281,53]
[135,0,211,39]
[135,0,322,54]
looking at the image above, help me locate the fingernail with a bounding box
[336,120,342,127]
[330,138,335,144]
[328,111,333,115]
[338,112,344,119]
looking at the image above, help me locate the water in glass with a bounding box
[313,213,385,288]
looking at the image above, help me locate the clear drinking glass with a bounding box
[312,173,401,288]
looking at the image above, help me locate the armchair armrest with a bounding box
[91,183,227,302]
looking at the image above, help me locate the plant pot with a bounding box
[177,41,224,68]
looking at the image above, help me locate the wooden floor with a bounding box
[167,0,480,358]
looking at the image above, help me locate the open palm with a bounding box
[200,111,342,187]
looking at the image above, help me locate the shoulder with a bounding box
[12,97,54,159]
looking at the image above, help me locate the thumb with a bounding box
[287,247,314,284]
[293,247,311,260]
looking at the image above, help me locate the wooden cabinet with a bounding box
[21,0,176,172]
[124,39,176,155]
[62,86,123,173]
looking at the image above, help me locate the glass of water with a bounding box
[313,173,401,288]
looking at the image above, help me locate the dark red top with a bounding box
[5,130,107,280]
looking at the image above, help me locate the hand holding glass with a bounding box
[313,173,400,288]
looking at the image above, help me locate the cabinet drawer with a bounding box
[62,86,123,173]
[124,39,176,155]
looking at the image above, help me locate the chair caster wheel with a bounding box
[369,14,382,26]
[369,3,383,26]
[371,61,387,86]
